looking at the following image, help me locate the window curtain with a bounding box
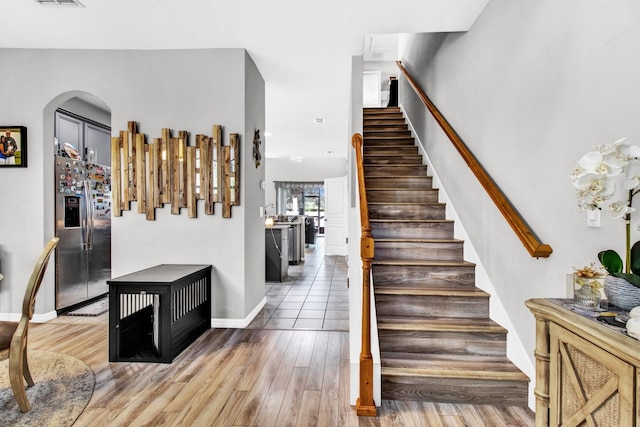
[274,181,324,190]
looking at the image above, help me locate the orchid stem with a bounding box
[626,217,631,274]
[627,188,634,274]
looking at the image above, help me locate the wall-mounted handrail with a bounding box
[396,61,552,258]
[352,133,376,416]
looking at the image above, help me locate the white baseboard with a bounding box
[211,297,267,329]
[33,311,58,323]
[0,310,57,323]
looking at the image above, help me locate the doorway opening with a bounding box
[47,92,112,314]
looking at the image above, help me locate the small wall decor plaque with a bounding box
[0,126,27,167]
[253,129,262,168]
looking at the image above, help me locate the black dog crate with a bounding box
[108,264,212,363]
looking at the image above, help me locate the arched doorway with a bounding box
[43,91,112,313]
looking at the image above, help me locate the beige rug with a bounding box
[0,350,94,426]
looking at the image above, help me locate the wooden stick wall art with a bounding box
[111,122,240,220]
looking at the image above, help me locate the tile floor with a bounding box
[248,236,350,331]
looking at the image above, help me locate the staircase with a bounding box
[363,107,529,405]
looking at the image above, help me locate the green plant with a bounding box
[598,241,640,288]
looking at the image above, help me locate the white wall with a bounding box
[399,0,640,401]
[0,48,265,323]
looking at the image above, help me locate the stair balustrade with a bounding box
[352,133,376,417]
[395,61,552,258]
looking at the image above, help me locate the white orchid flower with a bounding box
[572,173,615,197]
[603,150,628,174]
[570,163,586,181]
[608,200,635,218]
[588,178,615,197]
[577,151,624,177]
[577,193,605,210]
[615,138,640,159]
[626,144,640,159]
[624,159,640,189]
[596,143,616,155]
[573,139,640,221]
[577,151,605,174]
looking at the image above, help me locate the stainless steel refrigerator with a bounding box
[54,156,112,311]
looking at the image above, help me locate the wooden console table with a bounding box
[108,264,212,363]
[526,298,640,426]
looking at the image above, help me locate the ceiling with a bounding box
[2,0,489,159]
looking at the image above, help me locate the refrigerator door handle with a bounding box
[84,180,94,250]
[80,189,88,250]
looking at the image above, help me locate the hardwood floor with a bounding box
[25,239,534,426]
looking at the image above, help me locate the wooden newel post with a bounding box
[353,133,377,416]
[357,233,376,416]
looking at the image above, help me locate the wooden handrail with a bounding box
[352,133,376,416]
[396,61,552,258]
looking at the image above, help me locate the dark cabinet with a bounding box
[266,226,289,282]
[108,264,212,363]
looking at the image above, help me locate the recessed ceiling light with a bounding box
[313,118,325,124]
[34,0,84,6]
[325,150,333,155]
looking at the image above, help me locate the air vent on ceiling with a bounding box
[313,118,325,124]
[34,0,85,6]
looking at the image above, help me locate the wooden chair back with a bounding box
[0,237,59,412]
[20,237,59,321]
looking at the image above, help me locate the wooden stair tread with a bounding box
[372,259,475,267]
[364,163,426,166]
[364,110,401,113]
[364,142,414,146]
[374,285,489,297]
[380,353,529,381]
[374,238,463,243]
[364,169,426,172]
[366,175,429,178]
[364,147,416,151]
[377,316,506,333]
[367,187,436,191]
[369,219,454,224]
[364,153,422,159]
[368,202,443,206]
[371,219,453,224]
[363,134,412,137]
[364,141,413,144]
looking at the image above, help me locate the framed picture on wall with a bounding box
[0,126,27,168]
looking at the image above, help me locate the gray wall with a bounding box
[0,48,265,322]
[59,97,111,127]
[243,52,267,316]
[399,0,640,380]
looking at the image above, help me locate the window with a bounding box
[274,181,325,234]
